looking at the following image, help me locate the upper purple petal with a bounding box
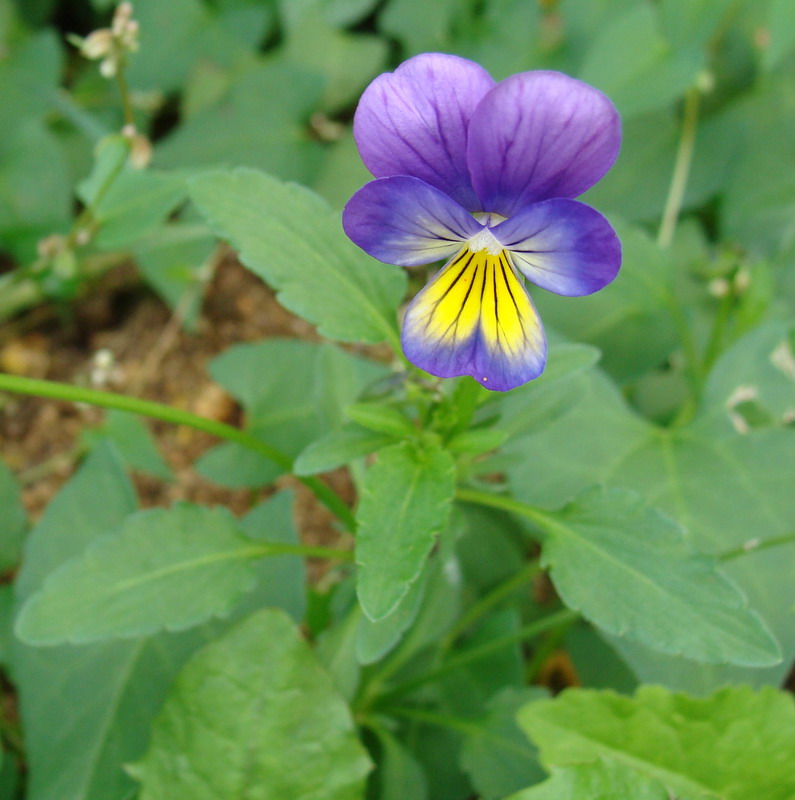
[467,71,621,217]
[342,176,482,267]
[353,53,495,211]
[492,199,621,296]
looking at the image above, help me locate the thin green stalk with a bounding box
[248,541,353,561]
[718,532,795,562]
[701,286,734,376]
[374,609,578,709]
[658,87,701,249]
[114,63,136,128]
[439,557,541,653]
[455,486,552,539]
[0,373,356,532]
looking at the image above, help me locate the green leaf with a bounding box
[763,0,795,71]
[505,353,795,689]
[134,609,372,800]
[356,440,456,621]
[0,459,27,571]
[86,410,174,480]
[578,3,703,117]
[16,504,261,645]
[198,340,386,487]
[460,687,547,800]
[156,59,326,184]
[76,135,130,208]
[542,487,780,666]
[189,168,406,344]
[508,759,671,800]
[518,686,795,800]
[283,12,387,110]
[294,426,394,476]
[378,0,458,55]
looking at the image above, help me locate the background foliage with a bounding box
[1,0,794,798]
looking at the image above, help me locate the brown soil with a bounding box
[0,253,353,553]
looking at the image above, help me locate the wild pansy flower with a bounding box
[343,53,622,391]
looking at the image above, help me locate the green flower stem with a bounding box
[247,541,354,562]
[439,557,542,654]
[701,285,735,376]
[0,372,357,532]
[657,86,701,249]
[455,486,552,540]
[719,531,795,562]
[114,63,135,128]
[373,608,578,710]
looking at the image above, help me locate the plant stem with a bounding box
[114,63,136,128]
[0,373,356,532]
[718,532,795,562]
[658,86,701,249]
[374,609,578,709]
[439,558,541,653]
[455,486,552,540]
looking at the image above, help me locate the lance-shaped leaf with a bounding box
[541,487,780,666]
[15,504,265,645]
[189,168,406,344]
[517,686,795,800]
[356,440,456,621]
[133,609,372,800]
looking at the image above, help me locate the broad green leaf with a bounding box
[12,447,309,800]
[578,3,703,117]
[76,135,130,208]
[378,0,459,55]
[721,73,795,257]
[657,0,735,50]
[541,487,780,666]
[198,340,386,487]
[518,686,795,800]
[356,440,456,621]
[508,759,671,800]
[16,504,260,645]
[279,0,381,29]
[189,168,406,343]
[533,224,679,381]
[156,60,326,184]
[0,31,61,135]
[0,460,27,571]
[85,410,174,480]
[460,687,547,800]
[134,609,372,800]
[283,12,387,110]
[294,426,394,476]
[504,345,795,689]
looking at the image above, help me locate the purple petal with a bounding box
[353,53,495,211]
[401,247,547,391]
[492,199,621,296]
[343,176,482,266]
[467,71,621,217]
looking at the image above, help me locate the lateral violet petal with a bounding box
[342,176,481,267]
[467,71,621,217]
[401,247,547,391]
[493,199,621,296]
[353,53,495,211]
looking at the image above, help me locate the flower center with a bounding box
[466,226,503,256]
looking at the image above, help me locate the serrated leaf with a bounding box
[356,441,456,621]
[507,759,671,800]
[541,487,780,666]
[505,349,795,689]
[16,504,261,645]
[189,168,406,343]
[518,686,795,800]
[134,609,372,800]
